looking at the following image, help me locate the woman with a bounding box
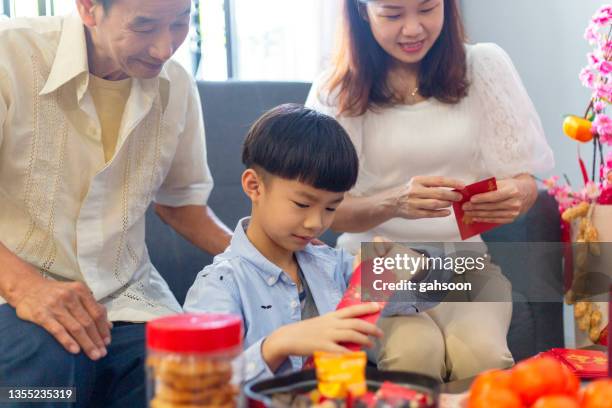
[306,0,554,381]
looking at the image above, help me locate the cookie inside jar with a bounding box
[146,313,244,408]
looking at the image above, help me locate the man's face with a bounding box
[255,176,345,252]
[92,0,191,78]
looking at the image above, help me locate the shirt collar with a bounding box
[230,217,286,286]
[40,14,89,96]
[40,14,171,109]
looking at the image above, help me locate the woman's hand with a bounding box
[261,303,383,371]
[463,175,536,224]
[388,176,465,220]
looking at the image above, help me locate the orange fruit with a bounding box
[563,115,594,143]
[581,379,612,408]
[531,395,580,408]
[558,362,580,396]
[510,357,566,405]
[470,369,512,394]
[468,387,523,408]
[469,369,514,406]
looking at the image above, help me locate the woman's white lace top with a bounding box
[305,43,554,250]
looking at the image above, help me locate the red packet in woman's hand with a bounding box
[453,177,500,240]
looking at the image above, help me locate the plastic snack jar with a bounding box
[146,313,244,408]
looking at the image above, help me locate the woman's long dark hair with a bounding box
[325,0,469,117]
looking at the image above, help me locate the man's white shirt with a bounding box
[0,15,214,321]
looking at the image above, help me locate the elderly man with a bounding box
[0,0,231,406]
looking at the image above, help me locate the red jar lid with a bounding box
[146,313,243,354]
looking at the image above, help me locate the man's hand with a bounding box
[14,276,112,361]
[261,303,383,371]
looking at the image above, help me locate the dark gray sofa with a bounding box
[145,80,564,363]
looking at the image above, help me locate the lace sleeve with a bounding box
[469,43,555,178]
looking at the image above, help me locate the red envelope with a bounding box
[335,260,388,351]
[453,177,501,240]
[539,348,608,379]
[304,260,392,370]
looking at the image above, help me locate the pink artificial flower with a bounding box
[557,192,580,213]
[595,83,612,101]
[598,60,612,74]
[556,185,573,202]
[601,131,612,145]
[592,5,612,26]
[594,100,606,112]
[593,113,612,138]
[580,67,596,88]
[588,52,601,65]
[584,181,601,200]
[543,175,559,190]
[606,151,612,168]
[593,15,612,26]
[584,23,599,44]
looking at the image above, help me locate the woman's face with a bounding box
[365,0,445,68]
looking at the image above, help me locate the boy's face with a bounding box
[245,171,345,252]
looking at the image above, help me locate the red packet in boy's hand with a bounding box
[336,260,390,350]
[337,261,386,324]
[304,261,390,369]
[453,177,500,240]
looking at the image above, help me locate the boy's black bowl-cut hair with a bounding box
[242,104,359,193]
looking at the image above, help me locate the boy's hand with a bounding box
[261,303,383,372]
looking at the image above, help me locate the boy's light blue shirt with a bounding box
[184,218,447,383]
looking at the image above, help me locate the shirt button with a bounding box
[291,300,298,308]
[267,277,275,285]
[247,362,256,373]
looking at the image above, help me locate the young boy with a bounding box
[184,104,440,382]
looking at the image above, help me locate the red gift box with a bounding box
[539,348,608,379]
